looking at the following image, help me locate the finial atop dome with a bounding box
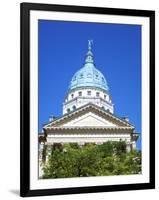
[88,39,93,50]
[85,40,94,64]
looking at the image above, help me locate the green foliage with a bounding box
[42,144,47,162]
[41,142,141,179]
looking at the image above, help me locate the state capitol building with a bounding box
[39,40,139,168]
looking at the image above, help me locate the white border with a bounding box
[30,10,150,190]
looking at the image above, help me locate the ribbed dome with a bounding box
[68,41,109,92]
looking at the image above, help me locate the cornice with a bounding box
[45,126,134,134]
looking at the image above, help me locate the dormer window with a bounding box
[102,77,105,83]
[71,94,74,99]
[95,74,99,79]
[73,76,76,81]
[87,91,91,96]
[80,73,83,78]
[87,73,92,78]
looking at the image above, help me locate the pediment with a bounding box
[44,104,134,130]
[62,112,117,127]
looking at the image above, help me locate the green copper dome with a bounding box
[68,40,109,92]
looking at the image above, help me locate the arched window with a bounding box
[72,105,76,110]
[67,108,70,113]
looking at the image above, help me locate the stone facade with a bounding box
[43,103,138,151]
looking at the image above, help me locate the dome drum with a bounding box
[63,88,114,115]
[65,88,111,103]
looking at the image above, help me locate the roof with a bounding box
[68,41,109,93]
[43,103,135,131]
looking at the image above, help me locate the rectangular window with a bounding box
[79,91,82,96]
[87,91,91,96]
[96,92,100,97]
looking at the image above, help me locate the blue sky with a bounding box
[38,20,141,149]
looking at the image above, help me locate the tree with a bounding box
[41,142,141,179]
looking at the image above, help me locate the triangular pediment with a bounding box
[44,103,134,130]
[62,112,117,127]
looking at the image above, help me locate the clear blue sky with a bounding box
[38,20,141,149]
